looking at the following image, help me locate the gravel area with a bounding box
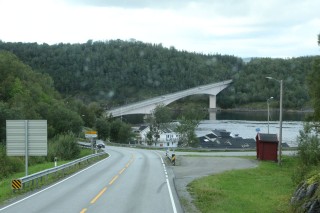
[168,156,258,213]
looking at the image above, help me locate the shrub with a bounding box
[297,123,320,166]
[48,132,80,161]
[293,122,320,183]
[0,145,24,179]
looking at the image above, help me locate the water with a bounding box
[214,111,310,121]
[126,110,308,147]
[196,119,304,147]
[197,111,308,147]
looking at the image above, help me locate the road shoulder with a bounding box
[168,156,258,213]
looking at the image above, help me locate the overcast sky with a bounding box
[0,0,319,58]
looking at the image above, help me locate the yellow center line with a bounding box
[109,175,119,185]
[119,167,126,174]
[83,155,136,212]
[90,187,107,204]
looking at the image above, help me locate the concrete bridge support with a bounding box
[209,111,217,120]
[209,95,216,109]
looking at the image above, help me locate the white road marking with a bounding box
[154,151,178,213]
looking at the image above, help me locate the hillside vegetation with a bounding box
[0,40,317,109]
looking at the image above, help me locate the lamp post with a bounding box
[267,97,273,134]
[266,77,283,165]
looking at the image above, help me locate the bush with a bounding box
[48,132,80,161]
[0,145,24,179]
[293,122,320,183]
[7,157,24,173]
[297,124,320,166]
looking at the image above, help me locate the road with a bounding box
[0,147,182,213]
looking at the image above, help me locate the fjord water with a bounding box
[197,111,309,147]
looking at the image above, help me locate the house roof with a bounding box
[206,133,217,139]
[199,137,257,149]
[139,125,148,131]
[257,133,278,142]
[212,129,232,138]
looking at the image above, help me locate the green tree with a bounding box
[176,104,205,147]
[118,123,132,143]
[96,118,110,141]
[109,119,122,142]
[145,104,172,146]
[294,34,320,183]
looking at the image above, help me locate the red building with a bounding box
[256,133,279,161]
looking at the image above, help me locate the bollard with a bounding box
[54,157,58,167]
[171,154,176,166]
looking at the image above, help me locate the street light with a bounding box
[267,97,273,134]
[266,77,283,165]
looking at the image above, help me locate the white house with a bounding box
[138,125,179,148]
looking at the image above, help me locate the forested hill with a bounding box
[0,40,318,109]
[0,40,242,106]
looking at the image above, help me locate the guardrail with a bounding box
[12,152,108,190]
[77,141,92,149]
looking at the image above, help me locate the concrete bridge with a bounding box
[107,79,232,117]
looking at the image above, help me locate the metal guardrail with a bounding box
[12,152,107,190]
[77,141,92,149]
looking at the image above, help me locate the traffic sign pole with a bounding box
[25,120,28,176]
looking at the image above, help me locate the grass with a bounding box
[188,156,297,213]
[0,149,108,205]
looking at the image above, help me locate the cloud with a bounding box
[65,0,187,9]
[0,0,319,57]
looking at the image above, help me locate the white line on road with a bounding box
[154,151,177,213]
[0,153,111,212]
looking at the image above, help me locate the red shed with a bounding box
[256,133,279,161]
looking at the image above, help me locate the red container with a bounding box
[256,133,279,161]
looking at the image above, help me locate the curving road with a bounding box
[0,147,182,213]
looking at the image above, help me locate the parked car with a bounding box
[97,143,105,149]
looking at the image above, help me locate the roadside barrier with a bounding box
[11,152,107,191]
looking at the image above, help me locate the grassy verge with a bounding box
[0,149,107,205]
[188,156,297,213]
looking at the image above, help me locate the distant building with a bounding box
[198,129,256,149]
[138,125,179,148]
[198,129,289,150]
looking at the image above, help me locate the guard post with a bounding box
[171,154,176,166]
[54,157,58,167]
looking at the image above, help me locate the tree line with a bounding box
[0,37,319,181]
[0,39,317,110]
[0,50,133,178]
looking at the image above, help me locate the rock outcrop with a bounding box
[291,174,320,213]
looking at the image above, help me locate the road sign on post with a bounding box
[85,131,97,138]
[85,131,98,153]
[6,120,47,176]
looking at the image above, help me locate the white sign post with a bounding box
[6,120,47,176]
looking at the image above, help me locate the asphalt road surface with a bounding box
[1,148,292,213]
[0,147,182,213]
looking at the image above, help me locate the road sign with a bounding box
[85,130,97,138]
[6,120,47,156]
[6,120,47,176]
[12,179,22,189]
